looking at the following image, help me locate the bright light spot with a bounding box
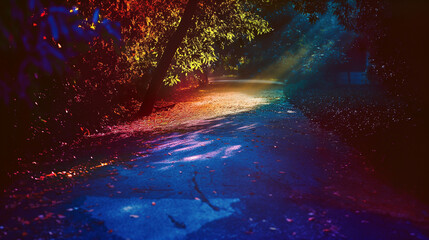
[122,206,133,212]
[237,123,257,131]
[184,149,222,162]
[154,138,194,151]
[223,145,242,158]
[172,140,212,153]
[159,165,174,171]
[183,155,201,162]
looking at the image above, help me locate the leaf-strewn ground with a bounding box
[289,85,428,200]
[1,82,428,239]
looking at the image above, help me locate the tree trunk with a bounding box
[198,67,209,87]
[137,0,199,117]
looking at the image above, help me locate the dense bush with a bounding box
[0,0,120,181]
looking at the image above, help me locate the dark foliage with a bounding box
[339,0,429,108]
[0,0,120,184]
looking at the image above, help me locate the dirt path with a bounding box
[1,82,428,239]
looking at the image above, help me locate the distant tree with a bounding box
[328,0,429,107]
